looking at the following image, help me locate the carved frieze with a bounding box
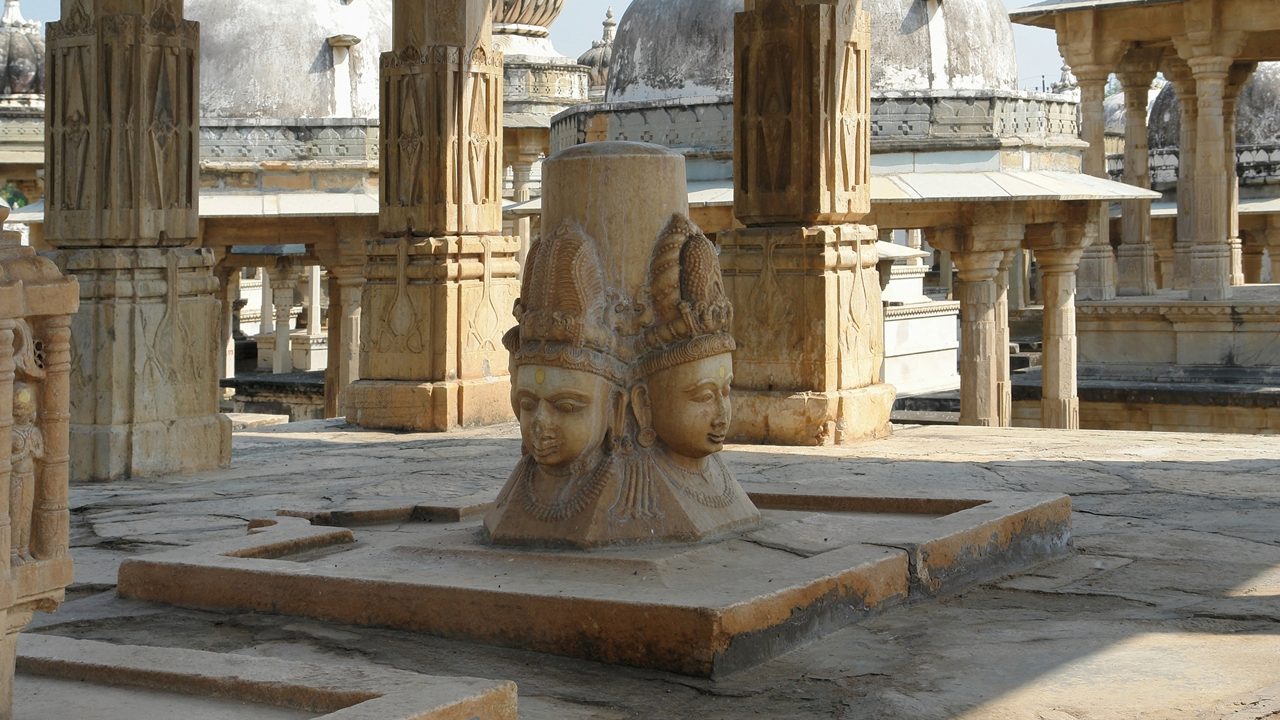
[45,4,199,247]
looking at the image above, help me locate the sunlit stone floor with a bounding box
[27,421,1280,719]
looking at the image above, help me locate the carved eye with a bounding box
[518,397,537,413]
[554,399,585,414]
[691,391,715,404]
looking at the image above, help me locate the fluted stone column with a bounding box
[266,261,297,375]
[954,248,1005,427]
[45,0,229,480]
[996,249,1014,427]
[1075,66,1117,302]
[1183,53,1236,300]
[217,267,240,381]
[344,0,518,431]
[1225,63,1255,287]
[1026,220,1090,430]
[1115,63,1158,296]
[1164,63,1198,290]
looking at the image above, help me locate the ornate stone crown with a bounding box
[636,214,736,377]
[504,221,626,384]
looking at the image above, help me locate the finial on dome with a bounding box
[1,0,23,25]
[602,7,616,43]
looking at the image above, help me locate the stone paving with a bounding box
[25,421,1280,719]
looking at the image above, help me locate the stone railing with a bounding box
[199,118,380,165]
[551,90,1082,157]
[0,214,78,716]
[1108,144,1280,190]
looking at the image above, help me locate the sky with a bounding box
[17,0,1067,92]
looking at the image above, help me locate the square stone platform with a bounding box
[37,422,1280,718]
[118,483,1068,677]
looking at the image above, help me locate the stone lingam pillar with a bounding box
[719,0,893,446]
[343,0,519,431]
[0,226,77,718]
[44,0,230,481]
[485,142,760,548]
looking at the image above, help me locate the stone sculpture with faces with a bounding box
[485,143,760,548]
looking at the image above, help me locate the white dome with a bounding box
[606,0,1019,103]
[190,0,391,119]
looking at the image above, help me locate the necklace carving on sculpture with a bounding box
[655,452,737,509]
[517,450,615,522]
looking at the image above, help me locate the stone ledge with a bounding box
[17,635,517,719]
[117,486,1069,678]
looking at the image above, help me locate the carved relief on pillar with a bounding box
[0,237,78,716]
[734,0,870,225]
[485,142,759,548]
[45,0,199,247]
[379,44,505,237]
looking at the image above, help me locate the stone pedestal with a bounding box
[289,333,327,372]
[345,0,517,431]
[0,234,77,718]
[54,248,231,480]
[44,0,229,481]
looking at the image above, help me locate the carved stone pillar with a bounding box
[1266,218,1280,284]
[217,267,240,381]
[1184,54,1234,301]
[953,247,1004,428]
[1241,232,1264,284]
[1074,66,1116,302]
[1115,61,1158,296]
[44,0,229,481]
[1008,248,1028,312]
[506,129,543,275]
[1026,221,1088,430]
[324,269,363,418]
[720,0,891,445]
[266,261,297,375]
[344,0,518,431]
[905,228,925,267]
[0,234,78,717]
[1164,62,1198,290]
[996,250,1014,427]
[1224,63,1255,287]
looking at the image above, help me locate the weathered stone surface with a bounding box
[17,635,517,719]
[25,421,1280,719]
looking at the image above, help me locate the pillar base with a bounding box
[289,333,328,372]
[70,415,232,482]
[1188,244,1233,302]
[1041,397,1080,430]
[729,383,895,446]
[343,377,513,432]
[1115,244,1158,296]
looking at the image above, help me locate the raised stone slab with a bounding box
[117,485,1069,677]
[16,634,517,719]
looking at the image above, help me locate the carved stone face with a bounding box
[514,364,613,470]
[647,352,733,461]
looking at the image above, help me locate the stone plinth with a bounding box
[289,332,327,372]
[53,248,231,480]
[18,635,517,719]
[0,236,77,719]
[345,235,519,431]
[720,224,893,444]
[118,486,1070,678]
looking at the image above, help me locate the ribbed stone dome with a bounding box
[1149,62,1280,148]
[492,0,563,28]
[0,0,42,99]
[606,0,1019,103]
[189,0,391,119]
